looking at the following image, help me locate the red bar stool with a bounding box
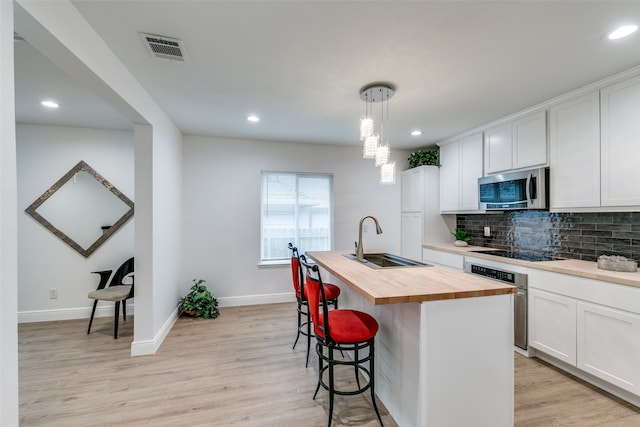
[301,256,383,427]
[289,243,340,367]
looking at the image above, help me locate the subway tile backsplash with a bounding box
[456,211,640,262]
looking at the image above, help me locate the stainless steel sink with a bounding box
[343,253,431,269]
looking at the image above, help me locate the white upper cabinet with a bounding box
[484,123,512,174]
[485,111,548,174]
[601,75,640,207]
[439,141,460,212]
[549,92,601,209]
[439,132,483,213]
[459,133,484,210]
[513,110,548,169]
[401,166,424,212]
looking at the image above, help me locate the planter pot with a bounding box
[454,240,469,247]
[181,309,196,317]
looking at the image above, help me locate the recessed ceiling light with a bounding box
[41,100,59,108]
[607,24,638,40]
[411,130,422,136]
[246,115,260,122]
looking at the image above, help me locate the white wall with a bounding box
[16,124,134,321]
[1,1,19,424]
[182,134,410,304]
[16,0,183,356]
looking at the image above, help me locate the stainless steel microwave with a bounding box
[478,167,549,211]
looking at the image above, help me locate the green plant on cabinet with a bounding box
[408,149,440,168]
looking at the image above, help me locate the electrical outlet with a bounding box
[484,226,491,237]
[49,288,58,299]
[363,224,369,233]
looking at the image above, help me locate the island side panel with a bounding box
[328,273,421,427]
[419,294,514,427]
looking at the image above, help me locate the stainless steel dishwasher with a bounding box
[464,261,528,350]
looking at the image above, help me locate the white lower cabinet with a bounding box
[529,288,577,365]
[529,269,640,400]
[577,301,640,394]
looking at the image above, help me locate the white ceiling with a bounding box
[14,1,640,150]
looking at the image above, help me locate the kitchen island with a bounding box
[307,251,516,427]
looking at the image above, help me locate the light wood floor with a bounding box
[18,302,640,426]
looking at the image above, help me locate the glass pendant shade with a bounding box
[358,82,396,184]
[360,117,374,141]
[380,161,396,184]
[375,145,390,167]
[363,134,378,159]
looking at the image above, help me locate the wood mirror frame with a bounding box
[25,160,134,258]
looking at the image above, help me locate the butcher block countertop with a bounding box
[306,250,516,305]
[424,243,640,288]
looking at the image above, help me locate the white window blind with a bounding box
[261,172,333,261]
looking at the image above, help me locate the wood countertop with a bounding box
[424,243,640,288]
[306,250,516,305]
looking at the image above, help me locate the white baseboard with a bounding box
[18,303,134,323]
[18,293,295,357]
[17,293,295,323]
[217,292,295,307]
[131,306,178,357]
[536,351,640,408]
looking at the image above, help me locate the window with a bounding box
[261,172,333,261]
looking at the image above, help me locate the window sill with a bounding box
[258,260,289,268]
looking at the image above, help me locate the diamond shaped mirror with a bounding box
[25,160,134,258]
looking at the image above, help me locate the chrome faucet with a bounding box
[356,215,383,262]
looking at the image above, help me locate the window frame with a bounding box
[260,171,334,264]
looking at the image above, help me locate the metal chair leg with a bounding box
[306,306,312,367]
[328,347,335,427]
[293,303,302,349]
[114,301,120,339]
[313,343,323,400]
[370,339,383,426]
[87,300,98,334]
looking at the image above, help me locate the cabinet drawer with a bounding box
[422,249,464,270]
[529,269,640,314]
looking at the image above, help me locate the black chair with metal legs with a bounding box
[87,257,134,339]
[301,255,383,427]
[289,243,340,367]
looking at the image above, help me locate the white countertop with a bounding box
[424,243,640,288]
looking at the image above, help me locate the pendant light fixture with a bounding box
[358,82,396,184]
[380,161,396,185]
[363,134,379,159]
[360,90,374,142]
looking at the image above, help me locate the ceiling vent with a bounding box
[139,32,187,62]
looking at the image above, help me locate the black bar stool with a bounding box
[301,256,383,427]
[289,243,340,366]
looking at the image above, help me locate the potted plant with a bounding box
[179,279,220,318]
[407,149,440,169]
[452,229,471,247]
